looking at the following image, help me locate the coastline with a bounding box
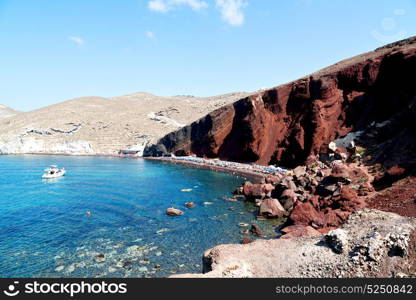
[2,152,416,278]
[0,154,260,278]
[144,156,286,182]
[1,152,285,182]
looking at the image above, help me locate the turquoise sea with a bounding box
[0,155,278,277]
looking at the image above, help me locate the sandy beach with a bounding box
[144,156,287,182]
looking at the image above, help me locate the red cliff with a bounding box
[145,36,416,169]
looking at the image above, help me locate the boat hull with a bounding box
[42,170,66,179]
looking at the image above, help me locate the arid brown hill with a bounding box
[0,104,19,120]
[0,92,250,155]
[145,36,416,169]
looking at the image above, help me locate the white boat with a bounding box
[42,165,66,179]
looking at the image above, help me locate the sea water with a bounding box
[0,155,279,277]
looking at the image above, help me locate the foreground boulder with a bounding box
[238,156,374,230]
[171,209,416,278]
[259,198,286,218]
[280,225,321,239]
[243,182,274,199]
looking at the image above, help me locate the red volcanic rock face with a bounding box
[145,37,416,169]
[289,202,324,228]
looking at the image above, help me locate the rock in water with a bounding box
[243,183,264,199]
[250,224,264,237]
[241,237,253,244]
[55,265,65,272]
[166,207,184,216]
[94,253,106,263]
[259,198,286,218]
[185,202,196,208]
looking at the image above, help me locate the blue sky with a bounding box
[0,0,415,111]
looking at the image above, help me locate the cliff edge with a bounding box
[145,36,416,169]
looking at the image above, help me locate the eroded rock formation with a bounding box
[145,36,416,169]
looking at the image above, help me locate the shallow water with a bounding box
[0,155,280,278]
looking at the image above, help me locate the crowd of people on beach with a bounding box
[165,156,287,175]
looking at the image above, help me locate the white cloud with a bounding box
[215,0,247,26]
[148,0,208,13]
[67,36,84,46]
[145,31,156,39]
[148,0,169,12]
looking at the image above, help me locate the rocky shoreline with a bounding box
[172,209,416,278]
[2,37,416,278]
[167,141,416,278]
[2,148,415,278]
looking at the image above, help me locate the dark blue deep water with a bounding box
[0,155,278,278]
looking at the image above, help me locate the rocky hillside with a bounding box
[145,36,416,170]
[0,92,249,155]
[0,104,19,120]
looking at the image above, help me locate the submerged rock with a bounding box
[250,224,264,237]
[185,202,196,208]
[241,237,253,244]
[94,253,106,263]
[66,265,75,273]
[156,228,170,234]
[223,196,238,201]
[55,265,65,272]
[166,207,184,216]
